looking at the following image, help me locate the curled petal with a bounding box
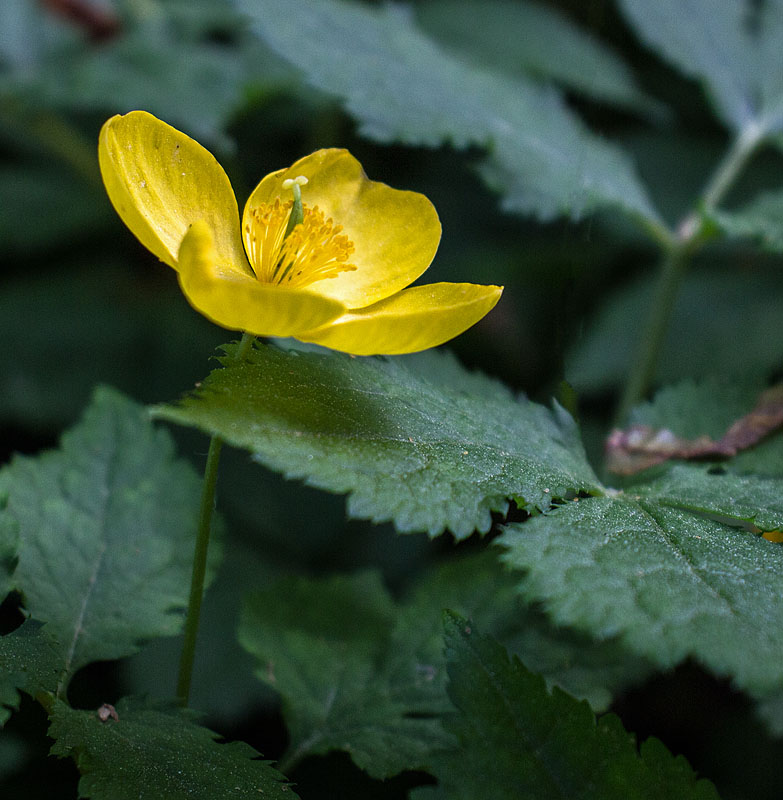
[99,111,247,272]
[178,222,347,338]
[298,282,503,355]
[244,149,441,308]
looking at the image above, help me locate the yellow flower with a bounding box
[98,111,502,355]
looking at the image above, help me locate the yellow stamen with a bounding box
[243,195,357,288]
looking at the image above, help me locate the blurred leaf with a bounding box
[241,0,660,223]
[0,621,63,727]
[566,267,783,395]
[0,387,209,689]
[607,384,783,474]
[416,0,662,116]
[712,190,783,251]
[0,506,17,603]
[0,264,224,429]
[239,571,451,779]
[412,614,719,800]
[48,697,297,799]
[619,0,783,135]
[628,377,783,479]
[0,164,107,255]
[500,481,783,696]
[238,552,653,777]
[0,0,293,144]
[156,342,601,539]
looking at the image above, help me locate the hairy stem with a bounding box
[176,333,255,706]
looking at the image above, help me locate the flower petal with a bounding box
[178,221,347,337]
[99,110,247,272]
[243,149,441,308]
[297,282,503,355]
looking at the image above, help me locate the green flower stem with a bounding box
[615,122,765,423]
[176,333,255,706]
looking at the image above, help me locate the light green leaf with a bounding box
[240,0,659,223]
[417,0,661,115]
[155,343,602,539]
[566,268,783,395]
[500,489,783,695]
[0,387,209,689]
[0,621,63,727]
[413,613,719,800]
[712,190,783,252]
[48,697,296,799]
[619,0,783,134]
[238,553,652,777]
[639,464,783,531]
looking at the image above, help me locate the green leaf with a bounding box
[413,613,719,800]
[155,343,601,539]
[238,553,652,778]
[240,0,660,223]
[711,190,783,252]
[416,0,661,115]
[628,378,783,478]
[639,464,783,531]
[566,268,783,395]
[239,570,452,779]
[0,387,208,689]
[500,487,783,696]
[48,697,297,799]
[0,621,63,726]
[619,0,783,135]
[1,0,293,144]
[0,504,18,603]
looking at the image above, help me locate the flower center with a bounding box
[243,177,357,288]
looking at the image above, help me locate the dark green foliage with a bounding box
[48,697,297,799]
[240,0,660,223]
[0,388,211,688]
[5,0,783,796]
[238,552,653,778]
[156,342,601,538]
[412,613,719,800]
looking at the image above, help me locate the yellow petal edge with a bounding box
[298,283,503,355]
[99,111,247,272]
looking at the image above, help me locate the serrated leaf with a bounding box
[0,387,209,690]
[712,190,783,252]
[0,621,63,726]
[619,0,783,135]
[637,464,783,530]
[240,0,659,223]
[239,570,452,779]
[48,697,296,799]
[417,0,661,115]
[566,268,783,395]
[500,486,783,696]
[155,343,601,539]
[412,613,718,800]
[238,553,652,777]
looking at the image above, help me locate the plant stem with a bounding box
[614,246,686,425]
[615,122,764,423]
[176,333,255,706]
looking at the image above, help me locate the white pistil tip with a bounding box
[282,175,309,189]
